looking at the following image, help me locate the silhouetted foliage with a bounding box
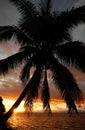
[0,97,14,129]
[0,0,85,119]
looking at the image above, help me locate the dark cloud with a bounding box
[0,68,23,99]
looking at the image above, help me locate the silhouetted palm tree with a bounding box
[0,0,85,120]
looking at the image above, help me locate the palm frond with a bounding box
[0,50,30,75]
[20,47,39,84]
[39,0,52,16]
[20,61,32,84]
[56,41,85,72]
[51,58,83,113]
[9,0,38,19]
[20,45,37,52]
[0,26,16,41]
[41,70,51,112]
[57,5,85,31]
[0,26,33,46]
[24,67,41,110]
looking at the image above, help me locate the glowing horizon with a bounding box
[3,98,85,113]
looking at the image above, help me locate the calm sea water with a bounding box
[8,112,85,130]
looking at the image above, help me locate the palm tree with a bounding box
[0,0,85,120]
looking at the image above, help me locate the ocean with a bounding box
[8,112,85,130]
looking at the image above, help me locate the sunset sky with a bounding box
[0,0,85,112]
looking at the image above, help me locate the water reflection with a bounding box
[8,112,85,130]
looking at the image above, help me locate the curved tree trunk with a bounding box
[4,68,40,121]
[4,84,29,121]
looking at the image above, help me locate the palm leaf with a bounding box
[0,26,33,46]
[56,41,85,72]
[53,6,85,43]
[39,0,52,16]
[20,61,32,84]
[20,47,39,83]
[41,70,51,112]
[57,5,85,30]
[20,45,37,52]
[9,0,38,19]
[0,26,16,41]
[0,50,31,75]
[51,58,83,113]
[24,67,41,110]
